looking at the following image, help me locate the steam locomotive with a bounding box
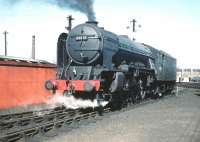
[45,21,176,108]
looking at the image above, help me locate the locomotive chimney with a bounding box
[86,21,98,26]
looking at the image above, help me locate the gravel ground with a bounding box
[43,88,200,142]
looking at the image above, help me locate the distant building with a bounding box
[176,68,200,82]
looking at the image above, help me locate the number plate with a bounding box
[75,35,88,41]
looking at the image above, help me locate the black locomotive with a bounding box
[45,21,176,108]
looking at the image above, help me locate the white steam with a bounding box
[47,94,108,109]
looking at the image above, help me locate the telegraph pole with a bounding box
[3,31,8,56]
[66,15,74,32]
[130,19,137,40]
[129,19,141,40]
[130,19,137,33]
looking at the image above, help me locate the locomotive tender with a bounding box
[45,21,176,107]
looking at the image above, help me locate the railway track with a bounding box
[0,105,110,142]
[0,107,76,134]
[0,93,175,142]
[176,82,200,89]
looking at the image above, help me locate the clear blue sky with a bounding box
[0,0,200,68]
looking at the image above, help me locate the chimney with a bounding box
[32,35,35,60]
[3,31,8,56]
[86,21,98,26]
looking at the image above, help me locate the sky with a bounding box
[0,0,200,68]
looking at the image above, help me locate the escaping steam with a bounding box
[47,94,108,109]
[3,0,96,21]
[32,94,108,116]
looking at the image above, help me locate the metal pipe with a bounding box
[3,31,8,56]
[32,35,35,59]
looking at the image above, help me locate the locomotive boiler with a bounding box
[45,21,176,107]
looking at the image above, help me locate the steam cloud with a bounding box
[4,0,96,21]
[47,94,108,109]
[31,94,108,116]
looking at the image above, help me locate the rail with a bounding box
[176,82,200,89]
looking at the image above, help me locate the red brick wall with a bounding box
[0,65,56,109]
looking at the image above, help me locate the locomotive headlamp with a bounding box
[84,82,95,92]
[45,80,57,90]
